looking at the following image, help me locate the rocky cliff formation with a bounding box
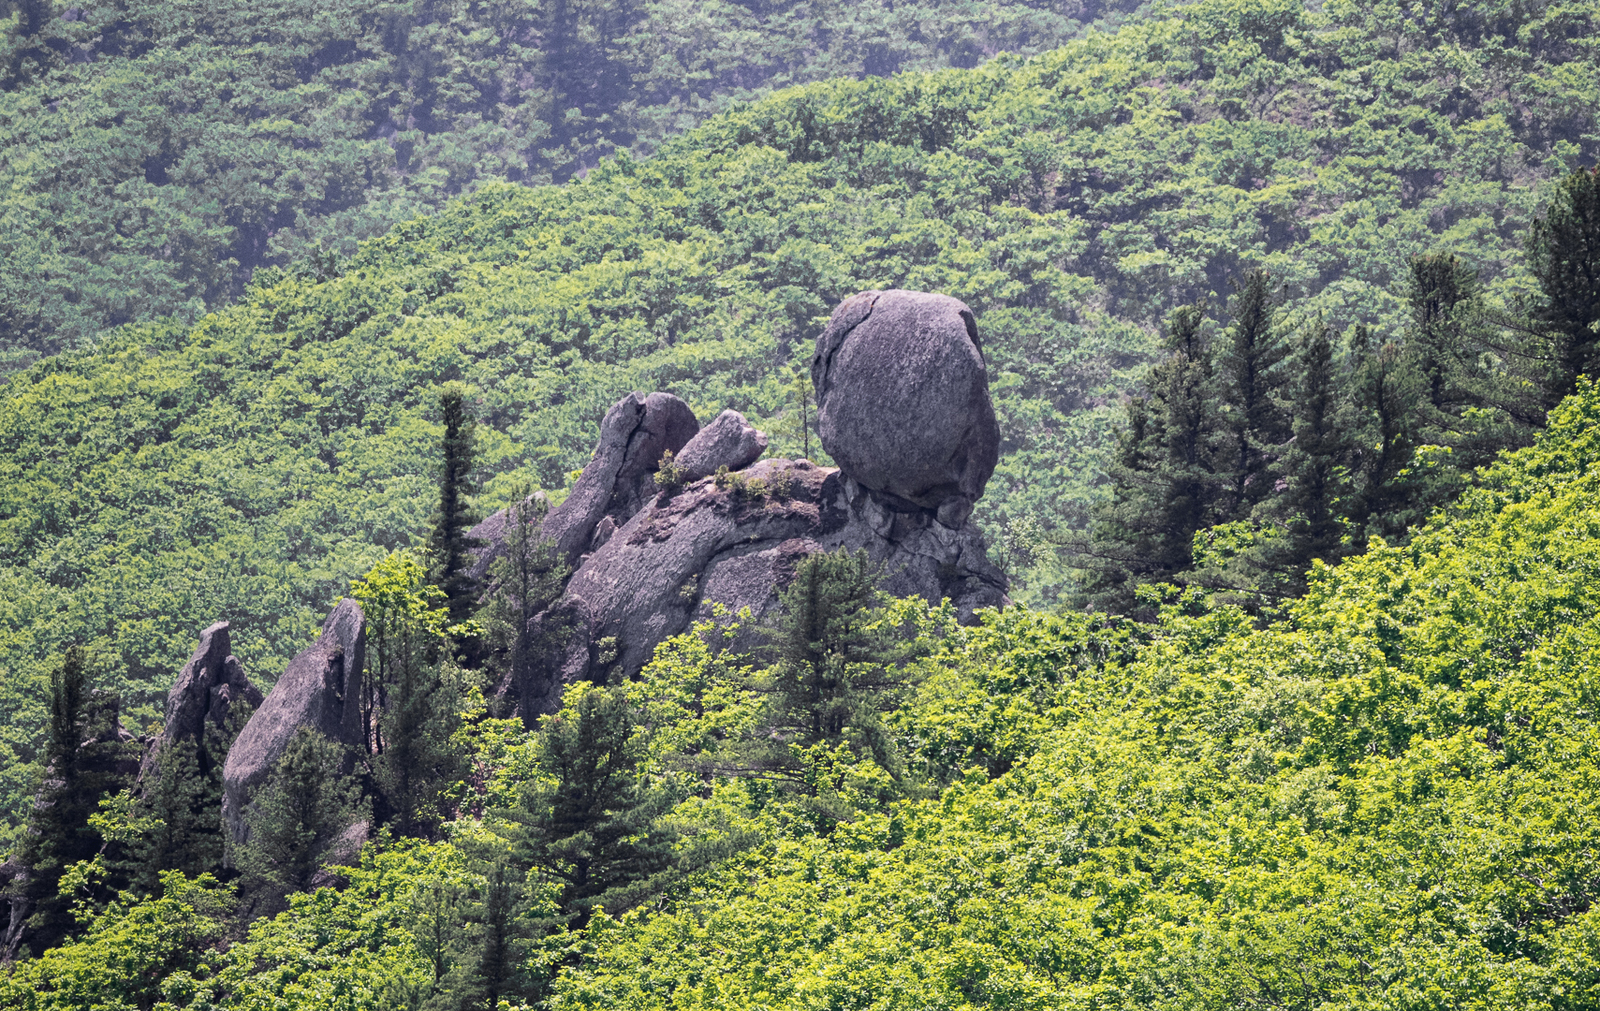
[138,621,262,784]
[471,288,1008,721]
[143,288,1008,844]
[221,598,366,843]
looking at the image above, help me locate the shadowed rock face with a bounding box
[554,458,1006,684]
[221,598,365,843]
[468,391,699,584]
[812,290,1000,528]
[139,621,262,783]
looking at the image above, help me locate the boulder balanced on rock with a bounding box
[812,289,1000,528]
[466,291,1009,723]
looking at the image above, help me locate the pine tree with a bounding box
[1081,303,1222,611]
[121,692,251,893]
[1348,328,1425,544]
[1268,321,1351,589]
[1406,253,1480,413]
[236,727,365,915]
[412,871,464,993]
[481,488,568,721]
[508,685,674,928]
[127,738,222,894]
[754,550,914,783]
[452,861,525,1010]
[374,653,463,839]
[353,551,468,836]
[416,855,537,1011]
[429,385,481,628]
[15,649,136,955]
[1528,165,1600,407]
[1217,269,1291,515]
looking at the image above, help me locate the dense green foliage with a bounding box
[0,0,1152,364]
[13,376,1600,1008]
[2,0,1595,851]
[530,379,1600,1008]
[235,726,366,915]
[353,551,471,837]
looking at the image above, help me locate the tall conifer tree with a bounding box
[1407,253,1479,413]
[1217,270,1291,515]
[481,489,568,722]
[1273,321,1350,585]
[429,385,481,627]
[1348,328,1424,543]
[15,649,136,955]
[1528,165,1600,407]
[1083,303,1222,611]
[236,728,365,915]
[508,685,675,928]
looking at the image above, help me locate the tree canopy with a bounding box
[0,0,1593,850]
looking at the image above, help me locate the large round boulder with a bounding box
[811,290,999,527]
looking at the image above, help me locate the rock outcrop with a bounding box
[673,409,768,480]
[553,457,1005,682]
[139,621,262,783]
[812,289,1000,528]
[469,391,699,582]
[221,598,366,843]
[472,290,1009,723]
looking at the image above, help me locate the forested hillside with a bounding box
[0,0,1595,848]
[11,366,1600,1009]
[0,0,1153,364]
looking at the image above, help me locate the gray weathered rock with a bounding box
[534,456,1006,698]
[479,300,1010,723]
[673,409,768,480]
[468,391,698,581]
[221,598,366,843]
[560,459,844,679]
[812,290,1000,527]
[139,621,262,783]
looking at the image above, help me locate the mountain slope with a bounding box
[548,378,1600,1009]
[0,0,1594,845]
[0,0,1155,363]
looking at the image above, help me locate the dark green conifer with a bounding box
[1407,253,1480,413]
[429,385,481,628]
[374,653,463,839]
[481,489,568,722]
[761,549,901,750]
[1528,165,1600,407]
[453,861,525,1010]
[1271,321,1351,588]
[508,685,674,928]
[1082,303,1223,612]
[1216,269,1291,514]
[121,693,251,894]
[128,738,222,893]
[236,728,365,915]
[15,648,136,955]
[1347,328,1425,544]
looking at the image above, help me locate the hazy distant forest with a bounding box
[1,0,1599,1006]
